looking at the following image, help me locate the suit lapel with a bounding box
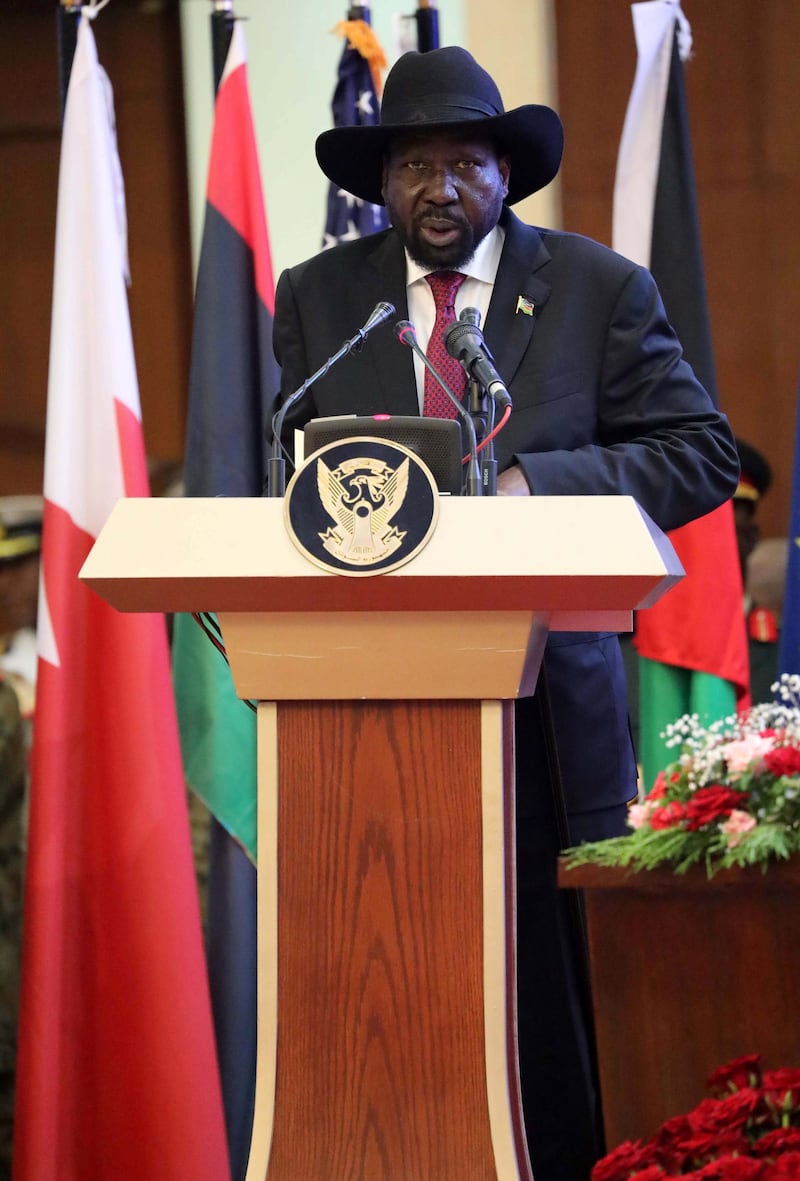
[355,215,551,416]
[361,233,419,416]
[484,210,552,388]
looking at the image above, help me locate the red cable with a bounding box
[462,404,512,463]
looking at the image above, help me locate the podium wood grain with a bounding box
[248,699,530,1181]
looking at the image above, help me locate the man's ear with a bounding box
[499,156,511,198]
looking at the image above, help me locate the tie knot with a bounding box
[426,270,465,315]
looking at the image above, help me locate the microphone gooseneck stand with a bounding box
[467,375,498,496]
[267,301,395,498]
[394,319,482,497]
[450,307,510,496]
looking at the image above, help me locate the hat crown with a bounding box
[380,47,505,128]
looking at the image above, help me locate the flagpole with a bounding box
[211,0,235,93]
[415,0,440,52]
[55,0,82,118]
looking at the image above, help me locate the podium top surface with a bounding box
[80,495,682,618]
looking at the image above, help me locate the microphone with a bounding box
[351,300,396,350]
[267,301,395,497]
[455,308,499,495]
[456,307,486,418]
[444,316,512,410]
[394,319,481,497]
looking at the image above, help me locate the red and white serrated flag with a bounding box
[13,14,230,1180]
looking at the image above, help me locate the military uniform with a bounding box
[0,675,24,1176]
[733,440,783,705]
[0,496,41,1178]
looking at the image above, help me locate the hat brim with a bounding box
[315,104,564,208]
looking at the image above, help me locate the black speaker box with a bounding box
[302,415,463,496]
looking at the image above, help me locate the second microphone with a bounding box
[443,315,512,410]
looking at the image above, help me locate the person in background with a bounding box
[746,536,787,703]
[733,436,772,583]
[270,47,739,1180]
[0,496,41,1177]
[0,672,23,1180]
[732,438,785,703]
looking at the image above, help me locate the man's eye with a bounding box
[406,161,426,171]
[458,159,477,170]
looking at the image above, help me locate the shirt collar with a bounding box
[405,224,505,289]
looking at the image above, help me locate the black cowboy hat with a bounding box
[315,45,564,208]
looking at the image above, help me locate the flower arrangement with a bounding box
[591,1054,800,1180]
[562,675,800,877]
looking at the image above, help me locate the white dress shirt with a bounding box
[404,226,505,411]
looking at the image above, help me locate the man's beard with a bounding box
[387,208,479,271]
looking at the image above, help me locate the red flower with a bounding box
[763,1152,800,1180]
[649,800,690,830]
[649,771,669,800]
[595,1061,800,1181]
[761,1069,800,1111]
[708,1055,765,1095]
[753,1129,800,1158]
[691,1157,765,1179]
[650,1114,694,1171]
[688,1091,762,1134]
[680,1130,751,1162]
[684,786,749,831]
[763,746,800,777]
[655,1113,693,1143]
[591,1139,654,1181]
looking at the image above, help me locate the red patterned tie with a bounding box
[424,271,467,418]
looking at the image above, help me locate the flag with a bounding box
[414,0,441,53]
[14,15,229,1180]
[322,17,389,248]
[170,21,280,1179]
[779,375,800,677]
[613,2,748,787]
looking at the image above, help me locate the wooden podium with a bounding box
[557,859,800,1151]
[81,495,681,1181]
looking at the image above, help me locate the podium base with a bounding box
[247,699,533,1181]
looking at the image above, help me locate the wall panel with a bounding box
[0,0,192,497]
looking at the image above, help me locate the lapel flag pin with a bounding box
[515,295,535,316]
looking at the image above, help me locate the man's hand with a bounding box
[496,465,531,496]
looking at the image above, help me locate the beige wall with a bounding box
[462,0,561,230]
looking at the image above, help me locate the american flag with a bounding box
[322,19,389,247]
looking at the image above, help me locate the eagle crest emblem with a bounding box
[284,436,439,576]
[316,455,409,565]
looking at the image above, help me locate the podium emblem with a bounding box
[285,437,440,576]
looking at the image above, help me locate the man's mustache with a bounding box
[415,209,469,229]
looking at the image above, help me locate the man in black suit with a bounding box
[271,46,738,1181]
